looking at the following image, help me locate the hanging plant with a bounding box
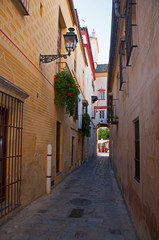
[54,69,79,117]
[83,113,91,137]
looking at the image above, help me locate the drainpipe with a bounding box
[114,0,125,18]
[46,144,52,194]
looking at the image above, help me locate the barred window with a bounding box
[125,0,137,66]
[0,91,23,218]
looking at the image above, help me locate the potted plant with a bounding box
[54,69,79,117]
[113,115,119,123]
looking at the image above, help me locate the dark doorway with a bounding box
[71,136,74,166]
[56,121,61,173]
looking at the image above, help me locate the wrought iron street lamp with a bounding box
[39,27,78,64]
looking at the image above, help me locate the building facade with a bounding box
[0,0,94,221]
[108,1,159,239]
[81,27,97,160]
[94,64,108,127]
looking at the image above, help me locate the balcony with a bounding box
[14,0,30,15]
[107,96,119,125]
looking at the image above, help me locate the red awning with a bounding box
[94,106,107,109]
[98,89,106,91]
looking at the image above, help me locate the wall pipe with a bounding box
[114,0,125,18]
[46,144,52,194]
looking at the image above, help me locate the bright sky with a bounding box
[73,0,112,64]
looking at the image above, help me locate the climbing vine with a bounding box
[54,69,79,117]
[83,113,91,137]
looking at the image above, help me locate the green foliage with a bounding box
[98,128,109,140]
[54,69,79,117]
[83,113,91,137]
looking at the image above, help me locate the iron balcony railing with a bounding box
[107,96,119,125]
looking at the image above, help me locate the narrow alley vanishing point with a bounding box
[0,156,137,240]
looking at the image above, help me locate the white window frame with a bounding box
[99,110,105,119]
[99,91,105,100]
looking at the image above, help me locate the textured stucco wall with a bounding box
[0,0,87,215]
[109,1,159,239]
[94,72,108,126]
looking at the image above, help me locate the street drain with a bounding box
[70,198,92,206]
[69,209,84,218]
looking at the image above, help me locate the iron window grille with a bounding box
[0,91,23,218]
[107,96,119,125]
[119,40,126,91]
[125,0,137,66]
[134,118,140,181]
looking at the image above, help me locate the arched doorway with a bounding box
[96,124,110,156]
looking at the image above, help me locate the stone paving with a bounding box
[0,156,138,240]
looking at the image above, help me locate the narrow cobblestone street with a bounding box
[0,156,137,240]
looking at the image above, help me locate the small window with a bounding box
[99,92,105,100]
[119,40,126,91]
[99,110,105,119]
[14,0,30,15]
[125,0,137,66]
[134,118,140,181]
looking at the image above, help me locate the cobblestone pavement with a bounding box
[0,156,138,240]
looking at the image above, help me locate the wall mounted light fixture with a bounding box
[39,27,78,64]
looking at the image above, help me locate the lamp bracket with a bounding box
[39,53,69,64]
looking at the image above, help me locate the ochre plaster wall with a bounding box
[0,0,87,217]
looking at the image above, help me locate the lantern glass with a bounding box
[63,28,78,55]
